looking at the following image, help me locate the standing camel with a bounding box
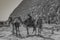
[12,17,22,36]
[23,14,36,35]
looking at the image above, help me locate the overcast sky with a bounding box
[0,0,22,21]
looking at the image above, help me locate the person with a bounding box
[37,15,43,35]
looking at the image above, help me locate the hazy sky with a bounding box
[0,0,22,21]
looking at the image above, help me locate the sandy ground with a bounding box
[0,24,60,40]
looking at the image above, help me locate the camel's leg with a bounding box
[32,27,36,35]
[15,27,18,36]
[38,28,43,36]
[27,27,29,35]
[38,25,42,35]
[38,28,40,35]
[37,25,40,35]
[18,27,21,36]
[12,24,15,34]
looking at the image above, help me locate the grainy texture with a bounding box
[2,0,60,40]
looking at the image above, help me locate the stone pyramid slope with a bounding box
[10,0,59,21]
[10,0,46,21]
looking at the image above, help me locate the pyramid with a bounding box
[10,0,59,21]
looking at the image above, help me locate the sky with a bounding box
[0,0,23,21]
